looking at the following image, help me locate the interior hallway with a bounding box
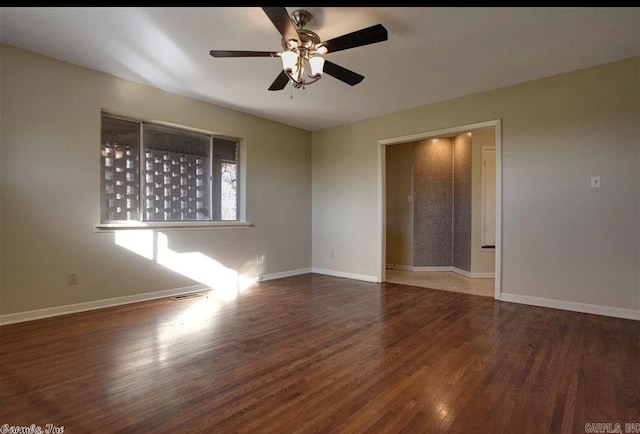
[385,268,494,297]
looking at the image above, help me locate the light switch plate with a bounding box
[591,175,601,188]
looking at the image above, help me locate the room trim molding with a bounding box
[0,268,313,326]
[500,293,640,321]
[377,119,503,300]
[452,267,495,279]
[258,268,311,281]
[311,267,379,283]
[0,283,210,326]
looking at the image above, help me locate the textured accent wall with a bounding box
[412,135,472,269]
[453,134,472,271]
[413,139,453,266]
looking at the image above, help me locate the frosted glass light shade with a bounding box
[281,51,298,72]
[309,55,325,77]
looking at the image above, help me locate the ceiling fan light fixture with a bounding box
[309,55,325,77]
[281,50,298,72]
[210,8,389,91]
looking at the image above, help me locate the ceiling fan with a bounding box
[209,7,388,91]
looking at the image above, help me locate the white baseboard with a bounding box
[311,267,379,283]
[258,268,311,281]
[500,293,640,321]
[387,264,494,279]
[5,274,633,325]
[1,267,317,326]
[0,284,210,326]
[452,267,495,279]
[412,266,453,272]
[385,263,414,271]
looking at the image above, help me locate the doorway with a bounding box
[377,120,502,299]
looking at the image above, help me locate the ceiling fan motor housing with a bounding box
[282,10,320,52]
[283,28,321,50]
[291,10,312,28]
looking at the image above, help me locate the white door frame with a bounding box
[376,119,502,300]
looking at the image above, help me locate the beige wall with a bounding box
[470,127,496,274]
[385,142,413,267]
[1,44,638,318]
[0,45,312,315]
[312,56,640,311]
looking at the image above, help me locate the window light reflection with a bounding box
[114,230,257,297]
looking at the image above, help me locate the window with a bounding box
[100,113,239,224]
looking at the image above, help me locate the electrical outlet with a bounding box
[256,253,265,264]
[257,274,264,282]
[68,272,79,285]
[591,175,601,188]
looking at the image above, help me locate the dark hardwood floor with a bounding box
[1,273,638,433]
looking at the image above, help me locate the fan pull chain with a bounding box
[290,83,294,100]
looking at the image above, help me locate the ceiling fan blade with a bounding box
[210,50,278,58]
[323,61,365,86]
[262,7,299,44]
[268,70,290,91]
[321,24,388,53]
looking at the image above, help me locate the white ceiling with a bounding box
[1,7,639,131]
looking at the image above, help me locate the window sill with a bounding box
[94,221,254,232]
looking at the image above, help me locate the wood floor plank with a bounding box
[1,273,638,433]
